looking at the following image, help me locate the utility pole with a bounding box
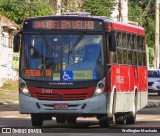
[117,0,128,23]
[121,0,128,23]
[118,0,122,21]
[155,0,160,68]
[56,0,62,15]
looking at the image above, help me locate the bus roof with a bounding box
[24,15,145,35]
[105,19,145,35]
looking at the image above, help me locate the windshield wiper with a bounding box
[68,32,85,54]
[39,32,55,69]
[40,32,54,57]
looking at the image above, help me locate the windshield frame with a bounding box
[20,32,105,82]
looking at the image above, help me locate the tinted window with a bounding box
[148,70,160,77]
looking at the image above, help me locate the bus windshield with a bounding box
[21,34,104,82]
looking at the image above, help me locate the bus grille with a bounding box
[35,93,87,101]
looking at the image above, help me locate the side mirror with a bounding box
[13,32,21,52]
[109,31,116,52]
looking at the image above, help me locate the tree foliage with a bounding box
[148,47,155,67]
[62,0,78,12]
[82,0,115,17]
[0,0,53,25]
[128,0,155,67]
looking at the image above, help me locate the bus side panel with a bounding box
[111,65,130,112]
[108,65,119,113]
[111,65,140,113]
[119,65,129,93]
[137,67,148,110]
[110,65,117,93]
[119,65,130,112]
[129,66,135,93]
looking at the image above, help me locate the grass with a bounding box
[0,83,18,91]
[0,80,19,103]
[0,80,18,91]
[0,89,18,102]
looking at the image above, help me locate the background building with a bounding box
[0,15,19,86]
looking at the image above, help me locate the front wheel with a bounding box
[99,116,110,128]
[31,114,43,127]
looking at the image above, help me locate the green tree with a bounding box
[62,0,77,12]
[128,1,143,23]
[82,0,115,17]
[148,47,154,67]
[0,0,53,25]
[128,0,155,67]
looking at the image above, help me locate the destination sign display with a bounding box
[25,70,52,77]
[32,20,102,30]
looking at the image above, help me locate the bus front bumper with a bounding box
[19,93,107,115]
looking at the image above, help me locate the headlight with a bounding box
[94,78,105,96]
[95,88,103,95]
[19,78,31,96]
[21,87,30,95]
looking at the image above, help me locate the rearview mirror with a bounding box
[108,31,116,52]
[13,32,21,52]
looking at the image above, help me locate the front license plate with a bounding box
[54,104,68,109]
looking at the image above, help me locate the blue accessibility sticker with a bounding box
[92,70,97,80]
[62,71,73,81]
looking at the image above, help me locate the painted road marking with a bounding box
[1,116,30,119]
[153,119,160,121]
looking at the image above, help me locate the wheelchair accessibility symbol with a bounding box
[62,71,73,81]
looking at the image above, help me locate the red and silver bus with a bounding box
[13,13,148,127]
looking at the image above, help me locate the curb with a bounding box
[0,101,18,105]
[0,102,10,105]
[145,102,160,108]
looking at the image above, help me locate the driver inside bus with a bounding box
[29,47,42,69]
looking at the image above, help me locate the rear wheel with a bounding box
[115,113,124,124]
[125,112,136,124]
[31,114,43,127]
[158,92,160,96]
[99,116,110,128]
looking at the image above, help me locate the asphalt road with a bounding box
[0,93,159,134]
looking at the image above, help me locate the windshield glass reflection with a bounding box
[21,34,104,81]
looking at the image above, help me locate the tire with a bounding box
[67,116,76,124]
[31,114,43,127]
[115,113,124,124]
[158,92,160,96]
[99,116,110,128]
[56,116,66,123]
[125,112,136,124]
